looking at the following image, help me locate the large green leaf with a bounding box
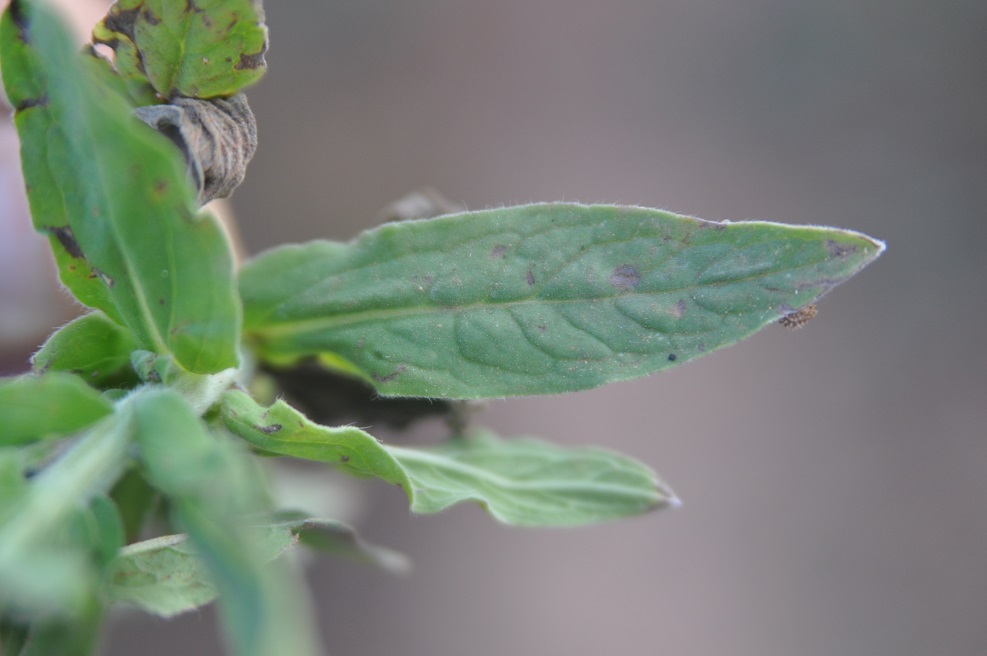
[221,390,674,526]
[0,1,241,374]
[133,390,320,656]
[106,517,407,617]
[93,0,268,99]
[0,373,113,446]
[240,203,885,398]
[31,312,139,387]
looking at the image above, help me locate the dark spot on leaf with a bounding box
[235,49,267,71]
[697,343,706,352]
[779,304,818,330]
[537,324,547,332]
[672,299,686,318]
[102,6,140,40]
[257,424,282,434]
[9,0,29,42]
[526,268,535,286]
[372,365,406,384]
[140,8,160,26]
[340,455,350,463]
[609,264,641,291]
[826,240,858,259]
[14,95,48,113]
[153,179,169,196]
[44,225,84,258]
[185,0,204,14]
[490,245,507,258]
[667,353,677,362]
[158,298,165,306]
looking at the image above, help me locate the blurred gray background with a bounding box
[2,1,985,655]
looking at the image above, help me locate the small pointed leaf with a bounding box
[0,373,113,446]
[32,313,139,387]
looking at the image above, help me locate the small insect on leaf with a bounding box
[779,304,818,330]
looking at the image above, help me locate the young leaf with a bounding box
[220,390,411,488]
[32,312,139,387]
[0,1,241,374]
[220,391,674,526]
[132,389,321,656]
[240,204,885,398]
[106,517,407,617]
[0,373,113,446]
[93,0,268,99]
[0,413,132,616]
[388,433,675,526]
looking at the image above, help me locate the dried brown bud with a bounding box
[134,93,257,206]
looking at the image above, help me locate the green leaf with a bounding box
[0,1,241,374]
[107,516,406,616]
[220,391,674,526]
[133,390,321,656]
[0,412,132,616]
[240,203,885,398]
[389,432,675,526]
[93,0,268,99]
[0,373,113,446]
[31,313,140,387]
[220,390,411,488]
[273,516,410,574]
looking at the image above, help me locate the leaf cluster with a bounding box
[0,1,883,654]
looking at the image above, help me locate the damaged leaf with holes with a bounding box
[240,203,885,398]
[93,0,268,100]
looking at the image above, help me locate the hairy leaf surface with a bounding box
[0,2,240,373]
[32,313,139,386]
[240,204,884,398]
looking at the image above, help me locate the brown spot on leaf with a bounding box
[609,264,641,291]
[45,225,84,258]
[826,240,858,259]
[257,424,282,434]
[779,304,818,330]
[372,365,406,384]
[234,49,267,71]
[140,8,160,26]
[490,245,507,258]
[102,6,140,40]
[15,95,48,113]
[9,0,29,42]
[672,299,686,318]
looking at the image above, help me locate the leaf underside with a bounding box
[221,390,673,526]
[240,203,884,398]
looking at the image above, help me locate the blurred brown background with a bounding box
[2,1,986,655]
